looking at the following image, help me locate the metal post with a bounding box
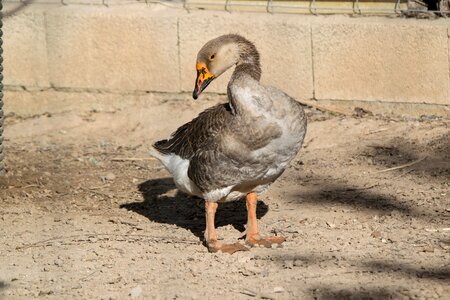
[0,1,4,175]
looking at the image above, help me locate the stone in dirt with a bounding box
[129,286,142,298]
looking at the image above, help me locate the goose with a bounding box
[150,34,307,254]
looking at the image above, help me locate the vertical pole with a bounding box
[0,1,4,175]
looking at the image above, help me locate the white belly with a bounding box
[150,149,201,196]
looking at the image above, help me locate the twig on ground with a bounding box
[373,156,427,174]
[88,184,110,190]
[365,128,389,135]
[239,289,257,297]
[21,184,40,189]
[15,233,199,250]
[304,270,376,279]
[81,270,98,281]
[84,189,112,198]
[345,183,379,191]
[303,137,315,148]
[391,169,415,180]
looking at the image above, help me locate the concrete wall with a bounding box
[3,2,450,116]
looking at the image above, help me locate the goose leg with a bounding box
[204,201,248,254]
[245,192,285,248]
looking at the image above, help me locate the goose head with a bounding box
[193,34,260,99]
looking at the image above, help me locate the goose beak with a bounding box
[193,63,215,100]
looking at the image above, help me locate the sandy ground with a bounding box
[0,95,449,300]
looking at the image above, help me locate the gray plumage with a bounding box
[152,34,307,202]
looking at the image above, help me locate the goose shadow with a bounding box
[120,177,268,240]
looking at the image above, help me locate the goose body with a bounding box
[151,34,307,253]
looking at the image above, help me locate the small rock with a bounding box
[38,290,53,296]
[293,259,304,267]
[371,230,382,239]
[237,254,251,263]
[326,221,336,228]
[273,286,285,293]
[105,173,116,181]
[54,259,63,267]
[88,156,99,165]
[298,218,308,224]
[245,266,262,275]
[283,260,294,269]
[130,286,142,298]
[422,245,434,253]
[108,276,122,284]
[381,238,387,243]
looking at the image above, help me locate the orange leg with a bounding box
[204,201,248,254]
[245,192,285,248]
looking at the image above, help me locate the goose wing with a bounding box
[152,103,233,159]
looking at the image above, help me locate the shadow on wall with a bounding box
[120,177,268,241]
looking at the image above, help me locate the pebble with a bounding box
[130,286,142,298]
[245,266,262,275]
[326,221,336,228]
[105,173,116,181]
[293,259,304,267]
[54,259,63,267]
[422,245,434,253]
[38,290,53,296]
[237,254,251,263]
[371,230,382,239]
[283,260,294,269]
[273,286,285,293]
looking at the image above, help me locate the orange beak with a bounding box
[193,63,215,100]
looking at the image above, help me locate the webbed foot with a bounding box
[245,235,286,248]
[207,241,249,254]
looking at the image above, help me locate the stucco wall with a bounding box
[3,3,450,116]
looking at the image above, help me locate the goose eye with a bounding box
[209,54,215,60]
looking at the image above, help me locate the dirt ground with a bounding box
[0,94,449,300]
